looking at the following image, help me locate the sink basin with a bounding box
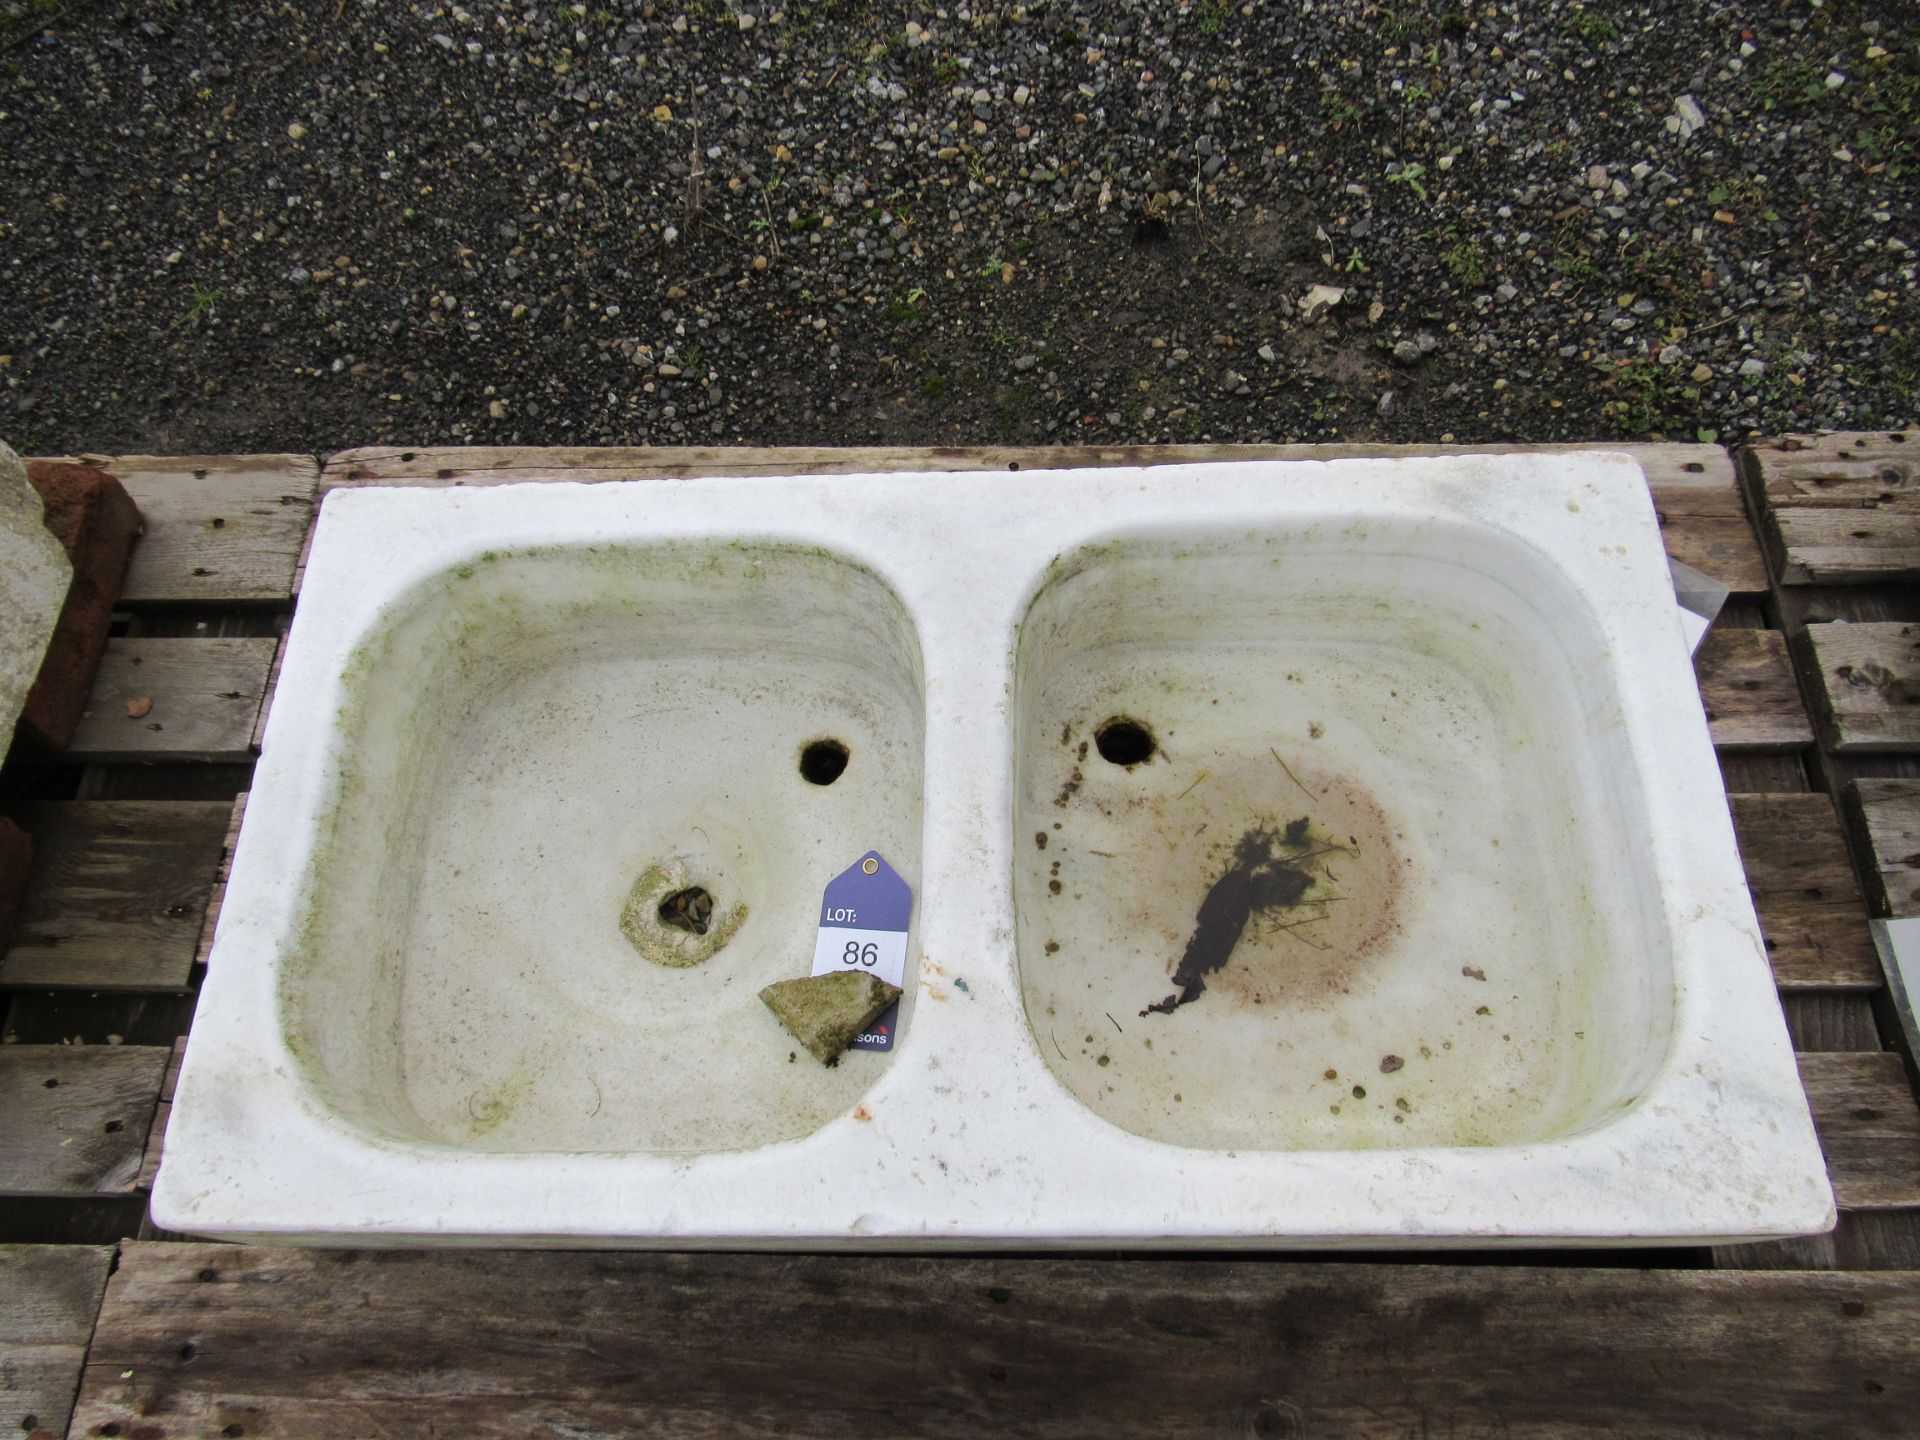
[280,541,925,1154]
[155,456,1834,1247]
[1013,521,1666,1152]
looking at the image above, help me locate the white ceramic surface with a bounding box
[154,455,1835,1247]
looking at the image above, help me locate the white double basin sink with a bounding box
[154,455,1834,1247]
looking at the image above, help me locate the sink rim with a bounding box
[154,456,1835,1247]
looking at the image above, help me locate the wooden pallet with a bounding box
[4,441,1918,1438]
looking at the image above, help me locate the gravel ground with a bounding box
[1,0,1916,454]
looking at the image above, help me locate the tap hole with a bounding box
[1095,717,1156,767]
[658,887,714,936]
[800,738,850,786]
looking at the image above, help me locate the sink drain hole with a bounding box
[1095,717,1156,767]
[800,738,850,786]
[658,886,714,936]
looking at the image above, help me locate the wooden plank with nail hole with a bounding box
[0,1046,169,1196]
[0,1244,114,1440]
[1695,628,1815,752]
[1741,431,1920,584]
[1802,1051,1920,1211]
[1843,778,1920,918]
[1792,623,1920,754]
[0,801,231,991]
[72,1243,1920,1440]
[62,637,276,764]
[39,453,320,605]
[1729,793,1881,990]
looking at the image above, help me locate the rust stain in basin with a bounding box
[1083,754,1406,1014]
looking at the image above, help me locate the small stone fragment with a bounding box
[1671,94,1706,138]
[18,459,142,750]
[0,441,73,747]
[126,696,152,718]
[760,971,903,1065]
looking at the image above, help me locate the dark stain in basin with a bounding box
[1142,825,1316,1016]
[1054,765,1085,807]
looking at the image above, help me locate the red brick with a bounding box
[0,817,30,953]
[18,461,144,751]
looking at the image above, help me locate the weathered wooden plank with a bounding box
[1741,431,1920,584]
[1802,1051,1920,1211]
[319,443,1765,593]
[1781,994,1886,1053]
[1845,778,1920,918]
[46,453,320,604]
[1695,628,1815,752]
[1769,510,1920,587]
[0,1046,169,1196]
[321,440,1726,486]
[195,792,248,968]
[1749,432,1920,509]
[0,801,231,991]
[74,1243,1920,1440]
[1714,1211,1920,1271]
[61,637,276,763]
[135,1036,188,1193]
[1793,622,1920,754]
[1729,793,1881,990]
[0,1244,113,1440]
[1719,750,1809,793]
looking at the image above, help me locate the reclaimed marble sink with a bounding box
[155,456,1834,1247]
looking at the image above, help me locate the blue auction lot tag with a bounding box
[808,850,913,1051]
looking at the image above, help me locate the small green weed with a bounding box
[175,284,226,330]
[1442,239,1487,287]
[1319,90,1363,132]
[1753,55,1829,112]
[1562,6,1618,46]
[1386,162,1429,201]
[1380,7,1432,41]
[1602,361,1699,437]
